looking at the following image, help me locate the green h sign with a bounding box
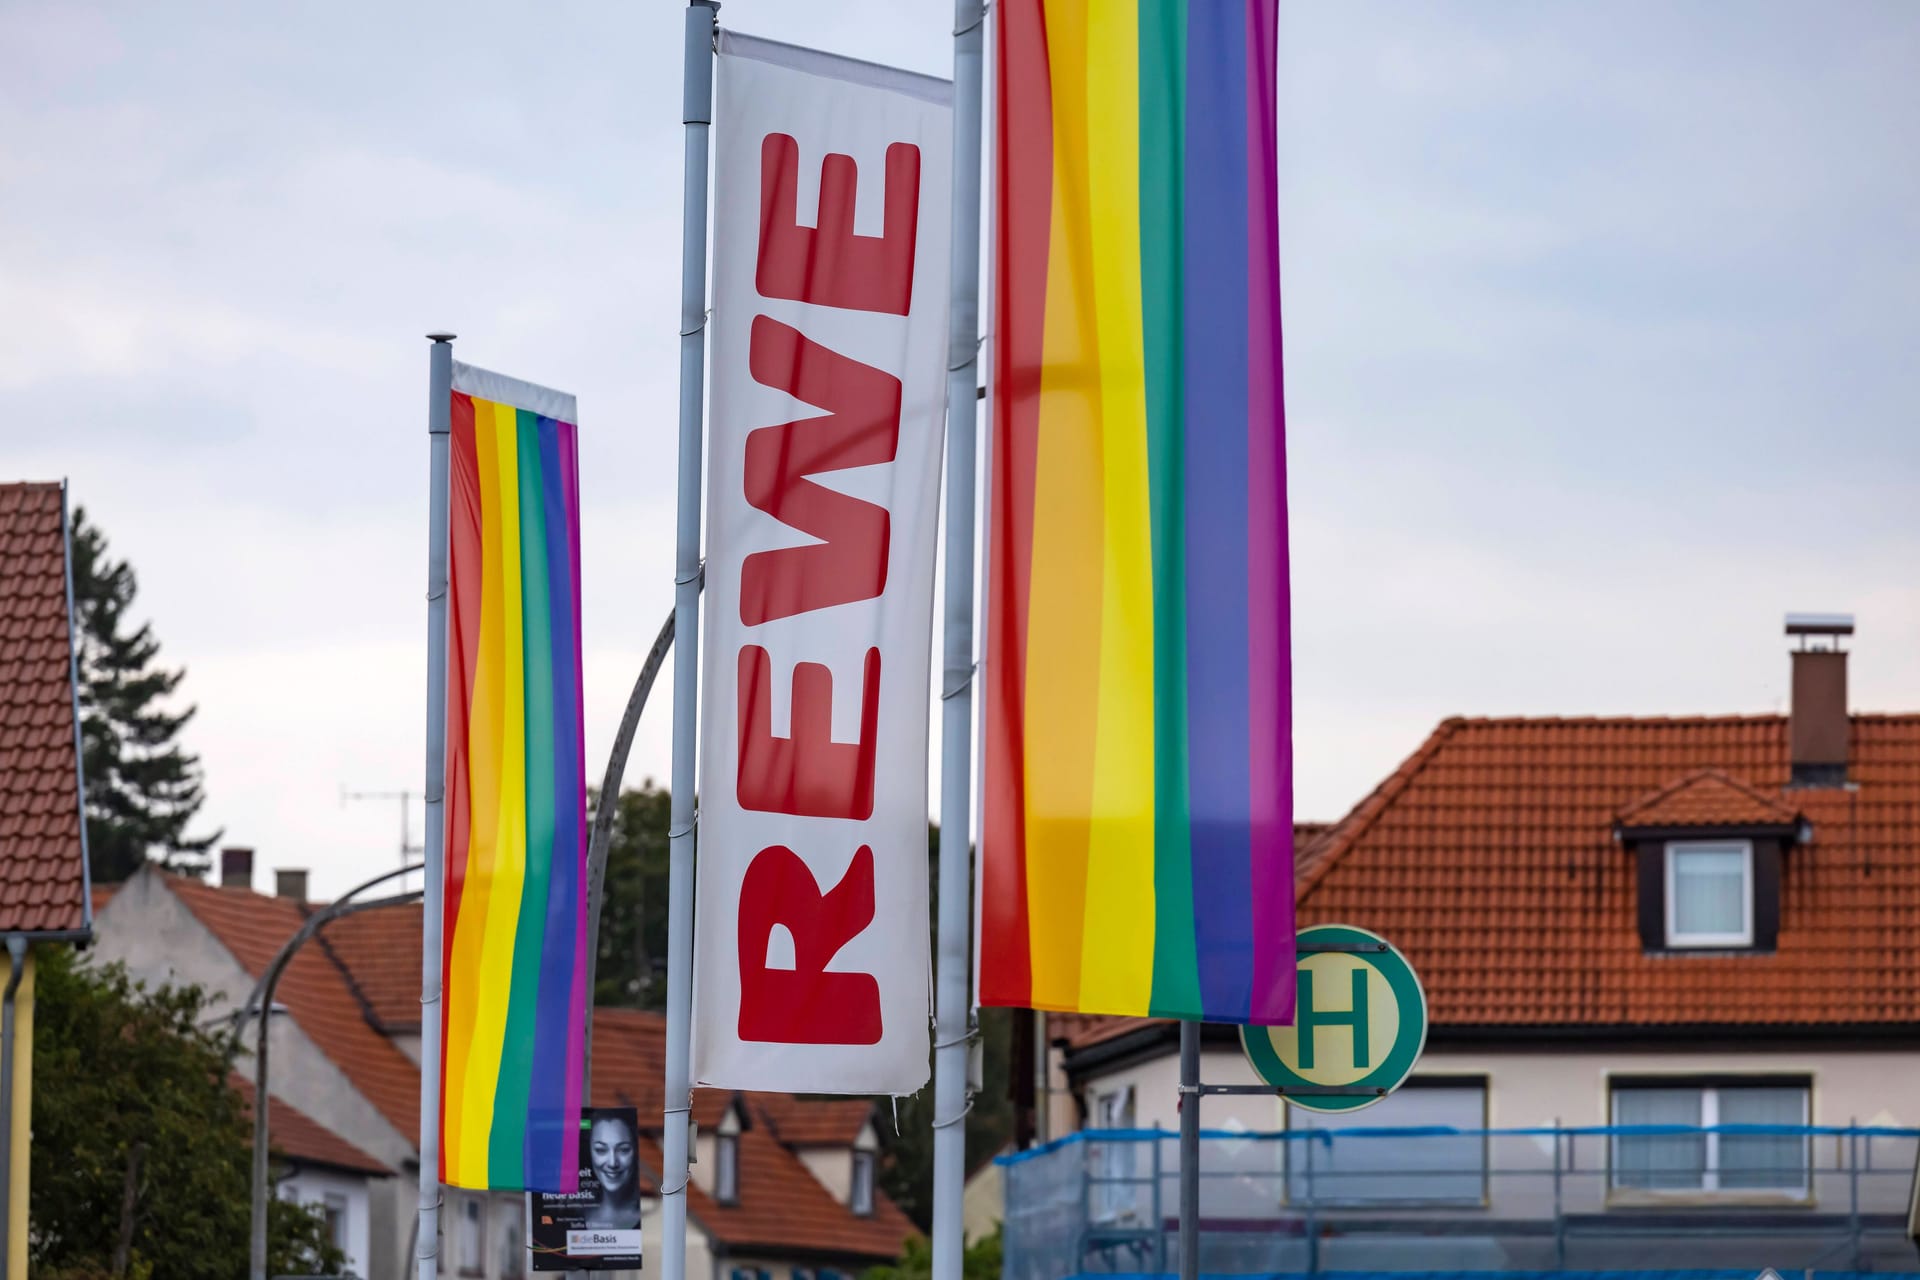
[1241,924,1428,1115]
[1294,967,1369,1070]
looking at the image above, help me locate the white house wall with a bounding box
[279,1166,379,1278]
[1067,1040,1920,1218]
[91,874,419,1280]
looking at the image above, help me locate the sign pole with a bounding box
[663,6,717,1280]
[416,332,455,1280]
[930,1,985,1280]
[1178,1020,1200,1280]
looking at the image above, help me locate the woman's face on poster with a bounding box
[591,1117,637,1196]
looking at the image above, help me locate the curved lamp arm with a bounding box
[249,864,423,1280]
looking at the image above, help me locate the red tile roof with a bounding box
[1301,713,1920,1029]
[168,877,422,1140]
[633,1126,915,1260]
[0,483,89,935]
[166,882,913,1261]
[233,1074,392,1176]
[1617,767,1801,829]
[320,899,423,1030]
[584,1008,914,1258]
[755,1095,874,1147]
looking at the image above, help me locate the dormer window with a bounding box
[1664,841,1753,948]
[715,1131,740,1204]
[1614,769,1806,955]
[851,1149,876,1216]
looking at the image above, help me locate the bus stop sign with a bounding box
[1240,923,1427,1114]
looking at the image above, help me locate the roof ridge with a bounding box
[1617,767,1796,823]
[311,921,387,1033]
[1297,717,1466,902]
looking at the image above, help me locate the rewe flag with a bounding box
[694,31,953,1094]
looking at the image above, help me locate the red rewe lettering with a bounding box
[757,133,921,315]
[737,645,880,820]
[741,316,900,625]
[737,843,882,1045]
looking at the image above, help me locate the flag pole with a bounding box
[1179,1020,1200,1280]
[931,1,985,1279]
[417,331,456,1280]
[663,6,717,1280]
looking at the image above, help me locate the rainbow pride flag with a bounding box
[441,363,588,1191]
[979,0,1294,1025]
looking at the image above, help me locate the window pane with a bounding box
[1092,1088,1140,1223]
[852,1152,875,1215]
[1614,1088,1705,1189]
[1289,1085,1486,1205]
[1671,848,1746,938]
[717,1136,739,1202]
[501,1221,524,1280]
[1719,1086,1808,1190]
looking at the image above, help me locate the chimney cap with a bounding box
[1785,612,1854,637]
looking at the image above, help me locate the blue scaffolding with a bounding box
[996,1125,1920,1280]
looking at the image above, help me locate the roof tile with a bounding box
[233,1074,392,1176]
[0,483,88,934]
[1302,713,1920,1028]
[181,887,915,1261]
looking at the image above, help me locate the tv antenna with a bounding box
[340,786,425,868]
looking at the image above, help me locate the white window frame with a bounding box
[321,1193,348,1251]
[1283,1077,1490,1208]
[1664,840,1754,948]
[1610,1081,1810,1196]
[456,1195,486,1277]
[1091,1085,1137,1224]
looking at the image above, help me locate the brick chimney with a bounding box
[219,847,254,890]
[1786,612,1852,788]
[275,869,309,903]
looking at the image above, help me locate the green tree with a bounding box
[592,780,672,1009]
[862,1225,1002,1280]
[69,507,216,880]
[875,824,1017,1233]
[30,948,343,1280]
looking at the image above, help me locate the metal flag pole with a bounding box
[663,6,717,1280]
[1178,1020,1200,1280]
[930,1,986,1279]
[417,332,455,1280]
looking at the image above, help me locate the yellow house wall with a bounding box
[8,950,34,1280]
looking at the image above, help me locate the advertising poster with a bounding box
[530,1107,643,1271]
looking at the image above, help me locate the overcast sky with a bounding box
[5,2,1918,899]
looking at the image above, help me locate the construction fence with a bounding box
[997,1125,1920,1280]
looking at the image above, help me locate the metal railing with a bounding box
[998,1125,1920,1279]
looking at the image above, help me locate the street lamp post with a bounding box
[248,865,423,1280]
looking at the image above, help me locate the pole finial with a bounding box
[426,332,457,343]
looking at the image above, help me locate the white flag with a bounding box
[694,30,952,1094]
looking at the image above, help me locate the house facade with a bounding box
[0,482,96,1280]
[93,865,915,1280]
[1025,619,1920,1271]
[233,1074,393,1276]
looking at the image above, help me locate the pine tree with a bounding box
[69,506,217,881]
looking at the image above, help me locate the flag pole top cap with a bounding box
[426,332,457,344]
